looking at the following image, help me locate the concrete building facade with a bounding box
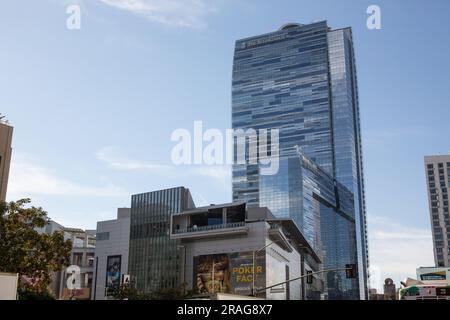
[92,208,131,300]
[170,202,322,300]
[59,228,96,300]
[0,121,13,201]
[37,222,96,299]
[425,154,450,267]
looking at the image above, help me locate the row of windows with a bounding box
[427,162,450,170]
[432,214,450,223]
[434,234,450,240]
[434,240,450,248]
[436,247,450,253]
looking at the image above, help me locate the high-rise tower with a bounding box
[231,21,368,299]
[424,154,450,268]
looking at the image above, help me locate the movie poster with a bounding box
[195,254,231,294]
[193,251,265,296]
[106,255,121,295]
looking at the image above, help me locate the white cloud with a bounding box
[96,146,173,172]
[368,214,434,292]
[7,154,127,199]
[97,0,217,28]
[192,165,231,189]
[96,146,231,188]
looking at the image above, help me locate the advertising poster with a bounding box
[106,255,121,295]
[193,251,265,297]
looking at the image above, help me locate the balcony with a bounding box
[170,221,248,240]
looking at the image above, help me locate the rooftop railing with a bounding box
[173,221,246,234]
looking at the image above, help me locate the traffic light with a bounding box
[306,270,313,284]
[346,264,356,279]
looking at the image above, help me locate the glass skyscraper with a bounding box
[231,21,368,299]
[128,187,195,294]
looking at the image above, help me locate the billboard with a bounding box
[193,251,265,297]
[417,267,450,281]
[106,255,121,295]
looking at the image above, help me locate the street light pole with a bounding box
[252,240,286,297]
[255,266,356,296]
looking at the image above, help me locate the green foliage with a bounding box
[110,282,199,300]
[18,289,56,300]
[110,283,141,300]
[150,283,199,300]
[0,199,72,295]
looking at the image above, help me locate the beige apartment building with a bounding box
[425,154,450,267]
[0,120,13,201]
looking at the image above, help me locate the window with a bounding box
[190,213,208,228]
[73,237,84,248]
[207,209,223,226]
[226,204,246,223]
[86,253,95,267]
[96,232,110,241]
[72,253,83,266]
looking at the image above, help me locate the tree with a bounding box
[150,283,199,300]
[110,282,199,300]
[0,199,72,296]
[110,283,141,300]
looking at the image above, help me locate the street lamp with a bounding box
[252,240,286,297]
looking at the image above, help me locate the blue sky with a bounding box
[2,0,450,290]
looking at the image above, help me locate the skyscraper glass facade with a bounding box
[128,187,195,294]
[232,21,368,299]
[328,28,369,296]
[259,150,358,299]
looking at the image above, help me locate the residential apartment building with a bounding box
[425,154,450,267]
